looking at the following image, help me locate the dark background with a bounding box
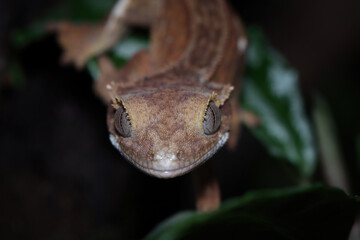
[0,0,359,239]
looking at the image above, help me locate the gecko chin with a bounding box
[109,132,229,178]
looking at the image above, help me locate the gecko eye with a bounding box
[114,105,131,138]
[203,101,221,135]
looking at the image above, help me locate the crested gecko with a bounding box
[52,0,249,211]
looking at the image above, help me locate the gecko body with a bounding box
[54,0,247,179]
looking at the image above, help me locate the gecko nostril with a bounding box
[152,150,179,170]
[176,150,184,161]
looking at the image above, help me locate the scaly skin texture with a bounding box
[96,0,247,178]
[107,82,233,178]
[53,0,247,210]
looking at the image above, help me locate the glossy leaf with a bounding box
[145,185,357,240]
[243,27,316,178]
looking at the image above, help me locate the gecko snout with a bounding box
[152,149,179,171]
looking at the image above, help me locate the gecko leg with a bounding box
[48,0,160,68]
[227,96,260,150]
[240,109,261,127]
[192,163,221,212]
[94,50,153,104]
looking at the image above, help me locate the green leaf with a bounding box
[145,185,357,240]
[111,34,149,60]
[243,27,316,179]
[313,95,349,192]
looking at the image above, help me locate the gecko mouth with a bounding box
[109,132,229,178]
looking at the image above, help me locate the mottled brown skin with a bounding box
[100,0,246,178]
[107,81,233,177]
[53,0,247,211]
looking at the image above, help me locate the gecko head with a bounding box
[107,84,233,178]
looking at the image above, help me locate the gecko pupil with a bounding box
[114,106,131,138]
[203,101,221,135]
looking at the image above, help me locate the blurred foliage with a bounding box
[145,185,357,240]
[313,95,349,192]
[243,27,315,179]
